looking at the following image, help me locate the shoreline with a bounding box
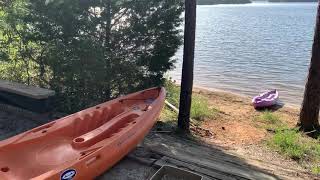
[172,80,301,110]
[193,85,302,109]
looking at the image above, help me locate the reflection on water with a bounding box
[169,2,317,106]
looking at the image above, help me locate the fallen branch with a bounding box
[304,130,317,135]
[165,100,179,113]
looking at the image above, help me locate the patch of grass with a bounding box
[269,128,307,160]
[255,110,286,132]
[268,127,320,165]
[157,107,178,132]
[164,79,181,107]
[312,166,320,175]
[164,80,217,121]
[259,111,280,124]
[258,111,320,174]
[160,106,178,122]
[191,94,217,121]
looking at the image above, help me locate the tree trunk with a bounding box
[299,2,320,132]
[178,0,197,132]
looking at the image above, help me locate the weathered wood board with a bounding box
[0,80,55,99]
[0,80,55,113]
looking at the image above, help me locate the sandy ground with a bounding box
[191,87,299,145]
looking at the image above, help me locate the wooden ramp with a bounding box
[140,133,278,180]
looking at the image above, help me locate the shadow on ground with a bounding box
[98,121,286,180]
[254,103,284,112]
[0,109,50,140]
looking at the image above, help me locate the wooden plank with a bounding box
[0,80,55,99]
[143,134,279,180]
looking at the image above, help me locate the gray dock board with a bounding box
[0,80,55,99]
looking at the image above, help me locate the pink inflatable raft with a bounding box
[252,90,279,108]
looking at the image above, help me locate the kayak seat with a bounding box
[72,102,126,137]
[72,108,141,149]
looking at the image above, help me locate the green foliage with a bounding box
[268,128,320,164]
[164,79,180,107]
[312,166,320,175]
[160,107,178,123]
[191,94,217,121]
[254,110,287,131]
[259,111,280,124]
[269,128,307,160]
[164,80,217,121]
[0,0,184,113]
[0,0,37,85]
[158,108,179,133]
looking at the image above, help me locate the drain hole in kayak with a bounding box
[81,152,86,156]
[1,167,9,172]
[42,130,47,133]
[75,138,85,143]
[96,106,100,109]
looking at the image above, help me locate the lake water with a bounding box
[169,2,318,106]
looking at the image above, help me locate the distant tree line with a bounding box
[197,0,251,5]
[0,0,184,113]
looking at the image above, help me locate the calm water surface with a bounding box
[170,2,318,106]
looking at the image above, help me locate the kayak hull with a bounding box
[0,87,165,180]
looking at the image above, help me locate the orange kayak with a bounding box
[0,87,165,180]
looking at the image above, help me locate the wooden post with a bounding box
[178,0,196,132]
[299,2,320,132]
